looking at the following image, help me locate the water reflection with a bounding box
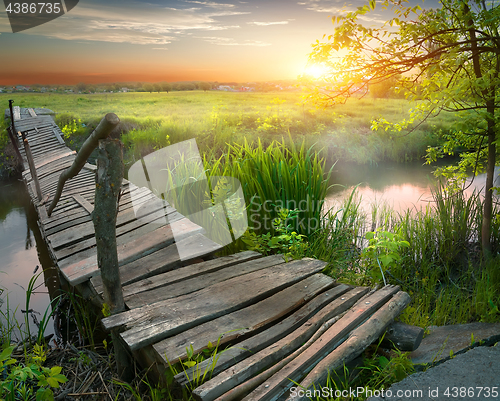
[0,180,59,340]
[326,162,499,214]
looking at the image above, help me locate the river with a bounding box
[0,180,58,340]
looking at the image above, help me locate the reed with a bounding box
[205,138,333,236]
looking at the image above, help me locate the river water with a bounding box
[0,161,496,339]
[0,180,58,339]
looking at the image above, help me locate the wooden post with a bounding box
[93,138,133,381]
[7,100,24,169]
[47,113,120,216]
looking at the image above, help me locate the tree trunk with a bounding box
[481,111,496,256]
[93,138,133,381]
[464,2,496,255]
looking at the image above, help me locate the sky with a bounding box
[0,0,430,85]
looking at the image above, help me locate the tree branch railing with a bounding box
[47,113,120,216]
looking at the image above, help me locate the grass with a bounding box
[1,92,455,169]
[314,183,500,328]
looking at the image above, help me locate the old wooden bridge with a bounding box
[7,105,411,400]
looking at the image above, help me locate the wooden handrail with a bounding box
[47,113,120,216]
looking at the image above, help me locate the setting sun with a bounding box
[303,63,330,79]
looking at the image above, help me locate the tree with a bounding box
[199,81,212,92]
[143,83,154,93]
[153,83,161,93]
[75,82,87,93]
[306,0,500,255]
[161,82,172,93]
[369,75,402,98]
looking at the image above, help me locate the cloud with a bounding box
[298,0,386,23]
[184,1,235,7]
[1,1,246,44]
[247,21,289,26]
[297,0,351,13]
[197,36,271,46]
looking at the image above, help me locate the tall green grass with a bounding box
[205,138,332,236]
[317,182,500,327]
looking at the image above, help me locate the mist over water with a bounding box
[325,161,499,215]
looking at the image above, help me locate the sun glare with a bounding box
[303,64,330,79]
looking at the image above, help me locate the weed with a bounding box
[242,208,308,259]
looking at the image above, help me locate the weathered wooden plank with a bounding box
[54,209,178,260]
[44,189,152,235]
[289,291,411,401]
[34,151,75,170]
[40,171,95,192]
[192,286,371,401]
[37,172,95,195]
[28,108,37,117]
[28,142,66,155]
[30,159,75,182]
[124,253,285,308]
[93,249,260,297]
[53,128,65,144]
[156,274,336,365]
[103,258,327,351]
[44,185,135,224]
[60,216,202,285]
[48,197,172,249]
[22,134,60,146]
[211,285,400,401]
[73,194,94,215]
[52,204,182,260]
[33,171,95,193]
[174,283,352,388]
[13,106,21,121]
[91,233,225,299]
[43,187,152,232]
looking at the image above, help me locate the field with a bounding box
[1,91,455,166]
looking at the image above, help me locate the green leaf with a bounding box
[50,366,62,376]
[379,254,394,267]
[183,361,197,368]
[36,388,54,401]
[378,356,389,369]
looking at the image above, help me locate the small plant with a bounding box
[242,208,308,260]
[0,344,68,401]
[361,228,409,285]
[164,337,225,397]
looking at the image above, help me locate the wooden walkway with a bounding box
[8,107,411,401]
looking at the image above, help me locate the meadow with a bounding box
[1,91,454,167]
[1,91,499,400]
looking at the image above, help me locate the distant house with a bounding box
[121,87,130,92]
[217,85,237,92]
[0,87,4,93]
[16,85,27,91]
